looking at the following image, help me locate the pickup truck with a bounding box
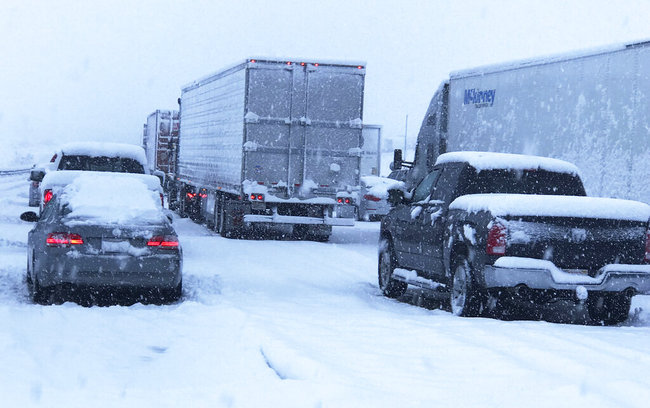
[379,151,650,324]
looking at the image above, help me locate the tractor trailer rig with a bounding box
[172,58,366,241]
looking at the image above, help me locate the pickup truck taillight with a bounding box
[43,189,53,204]
[487,223,507,255]
[46,232,84,247]
[645,231,650,262]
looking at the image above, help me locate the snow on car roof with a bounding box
[450,193,650,222]
[42,170,162,193]
[435,151,580,175]
[59,142,147,166]
[361,176,406,199]
[59,173,165,225]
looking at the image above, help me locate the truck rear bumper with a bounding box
[243,214,354,226]
[484,257,650,294]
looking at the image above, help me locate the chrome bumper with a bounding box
[484,257,650,294]
[243,214,354,226]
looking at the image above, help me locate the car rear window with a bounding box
[58,155,145,174]
[460,167,586,196]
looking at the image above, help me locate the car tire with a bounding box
[31,276,52,305]
[378,240,407,298]
[450,255,484,317]
[587,293,631,325]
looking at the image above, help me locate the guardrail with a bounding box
[0,168,31,176]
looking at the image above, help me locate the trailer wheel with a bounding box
[587,292,631,325]
[217,196,234,238]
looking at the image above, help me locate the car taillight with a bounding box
[486,223,507,255]
[43,189,53,204]
[250,194,264,201]
[46,232,84,247]
[645,231,650,262]
[147,235,179,249]
[363,194,381,202]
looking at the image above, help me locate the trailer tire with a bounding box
[587,292,631,325]
[217,196,235,238]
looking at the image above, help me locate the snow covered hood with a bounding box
[435,151,580,175]
[42,170,162,193]
[59,173,166,225]
[59,142,147,166]
[450,194,650,222]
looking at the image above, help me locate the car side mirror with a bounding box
[29,168,46,182]
[387,188,406,207]
[20,211,39,222]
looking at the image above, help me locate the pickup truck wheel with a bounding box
[378,242,407,298]
[587,293,631,325]
[450,256,483,317]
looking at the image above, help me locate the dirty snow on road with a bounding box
[1,172,650,407]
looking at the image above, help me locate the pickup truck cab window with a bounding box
[412,169,441,202]
[459,167,586,196]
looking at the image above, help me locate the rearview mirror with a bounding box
[392,149,403,170]
[29,168,46,182]
[387,188,405,207]
[20,211,39,222]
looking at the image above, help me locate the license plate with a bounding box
[101,239,130,253]
[565,269,589,275]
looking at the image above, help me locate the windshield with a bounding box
[58,155,145,173]
[460,167,586,196]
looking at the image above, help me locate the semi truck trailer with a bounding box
[395,40,650,204]
[142,110,179,189]
[173,58,366,241]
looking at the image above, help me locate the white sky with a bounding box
[3,0,650,165]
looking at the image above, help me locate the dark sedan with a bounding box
[20,172,182,305]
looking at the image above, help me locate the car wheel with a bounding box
[378,240,407,298]
[450,255,484,317]
[160,280,182,304]
[587,293,631,325]
[31,276,52,305]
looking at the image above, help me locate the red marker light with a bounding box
[250,194,256,200]
[300,62,305,66]
[250,59,256,63]
[357,66,363,69]
[286,61,292,65]
[257,194,263,201]
[314,63,319,67]
[337,198,343,203]
[50,154,57,163]
[345,198,351,204]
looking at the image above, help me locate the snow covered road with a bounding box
[1,172,650,407]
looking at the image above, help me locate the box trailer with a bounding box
[142,110,179,188]
[174,58,366,240]
[396,40,650,204]
[360,125,382,176]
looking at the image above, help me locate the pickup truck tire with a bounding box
[587,293,631,325]
[450,255,484,317]
[378,241,407,298]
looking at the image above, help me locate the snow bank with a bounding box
[436,151,580,175]
[59,173,165,225]
[450,194,650,222]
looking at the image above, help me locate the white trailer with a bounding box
[360,125,382,176]
[142,110,179,186]
[400,40,650,204]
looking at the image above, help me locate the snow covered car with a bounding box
[20,172,182,305]
[379,151,650,325]
[357,176,405,221]
[28,142,149,207]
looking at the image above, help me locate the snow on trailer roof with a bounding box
[42,170,162,193]
[451,38,650,79]
[182,57,366,91]
[59,173,166,225]
[435,151,580,175]
[450,194,650,222]
[59,142,147,166]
